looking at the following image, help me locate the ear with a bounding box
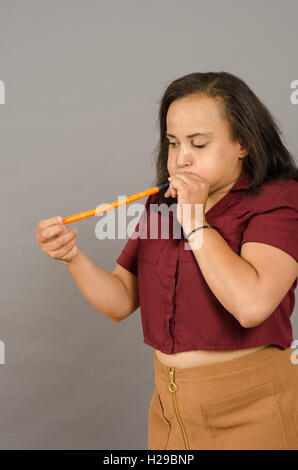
[237,138,250,159]
[240,148,249,158]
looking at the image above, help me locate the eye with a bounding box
[167,141,206,149]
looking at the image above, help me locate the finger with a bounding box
[169,177,186,195]
[171,174,189,185]
[40,224,69,243]
[60,245,78,263]
[45,228,77,251]
[51,238,77,260]
[165,183,177,198]
[37,216,64,233]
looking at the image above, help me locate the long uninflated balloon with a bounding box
[61,182,170,225]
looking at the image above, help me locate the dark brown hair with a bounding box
[151,71,298,206]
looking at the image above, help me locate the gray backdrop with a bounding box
[0,0,297,450]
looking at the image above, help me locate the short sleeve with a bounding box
[116,194,152,276]
[240,181,298,262]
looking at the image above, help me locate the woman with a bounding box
[115,72,298,450]
[35,71,298,450]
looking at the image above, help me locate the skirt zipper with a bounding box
[167,367,190,450]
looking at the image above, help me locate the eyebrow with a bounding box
[166,132,213,138]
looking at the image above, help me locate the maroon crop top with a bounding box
[116,171,298,353]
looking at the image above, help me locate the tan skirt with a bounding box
[147,345,298,450]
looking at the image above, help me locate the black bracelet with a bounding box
[185,225,216,239]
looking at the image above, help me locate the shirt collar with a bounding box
[230,171,252,191]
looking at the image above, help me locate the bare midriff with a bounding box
[154,345,270,369]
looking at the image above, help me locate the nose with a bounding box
[176,145,192,168]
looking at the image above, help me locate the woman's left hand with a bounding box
[164,171,209,234]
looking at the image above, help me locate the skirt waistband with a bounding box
[154,345,284,378]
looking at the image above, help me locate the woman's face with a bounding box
[166,95,248,195]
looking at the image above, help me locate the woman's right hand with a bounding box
[35,216,79,264]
